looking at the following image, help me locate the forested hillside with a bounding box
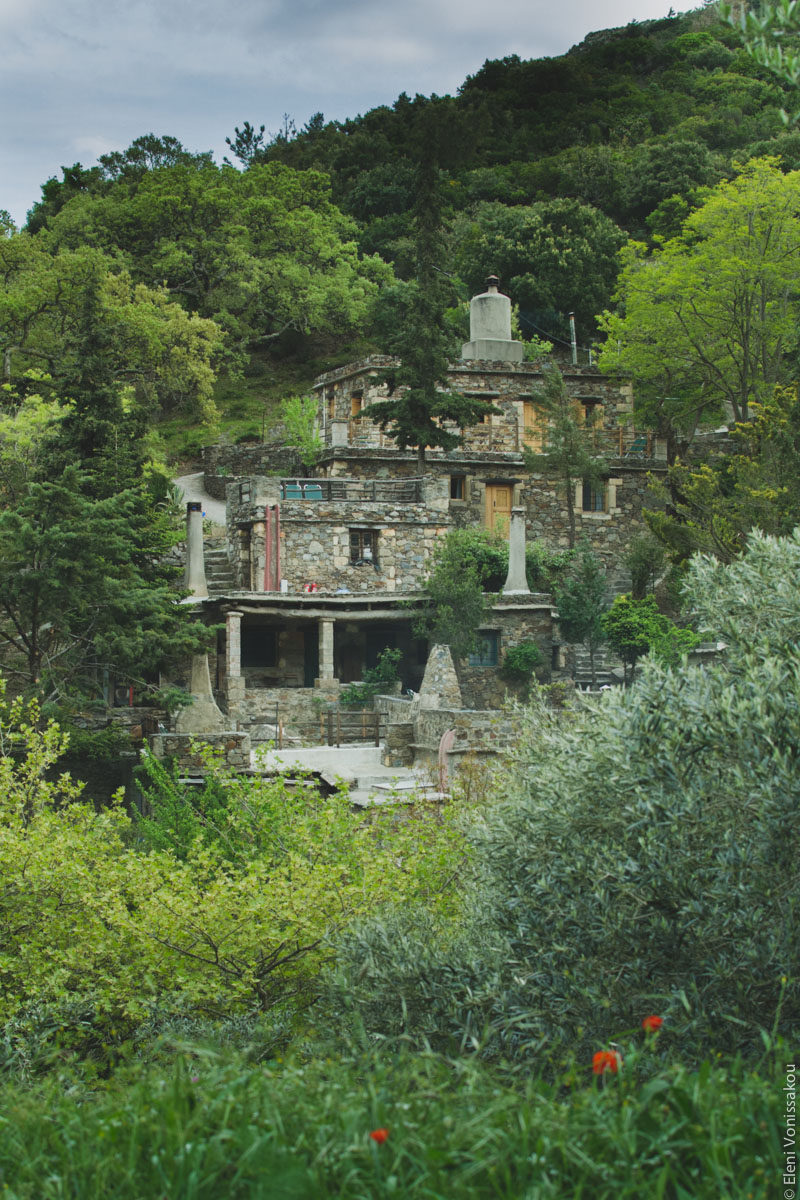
[11,1,800,455]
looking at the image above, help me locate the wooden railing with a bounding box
[321,708,382,746]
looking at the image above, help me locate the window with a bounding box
[325,386,335,420]
[350,390,364,417]
[450,475,466,500]
[350,528,379,566]
[582,481,607,513]
[469,630,500,667]
[241,628,277,669]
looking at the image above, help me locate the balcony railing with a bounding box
[280,478,423,503]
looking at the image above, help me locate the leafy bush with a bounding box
[338,647,403,707]
[323,532,800,1068]
[0,715,469,1032]
[499,640,541,692]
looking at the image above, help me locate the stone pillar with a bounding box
[225,610,245,708]
[185,502,208,599]
[226,611,243,678]
[503,507,530,595]
[317,619,335,683]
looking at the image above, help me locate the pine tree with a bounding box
[367,105,499,466]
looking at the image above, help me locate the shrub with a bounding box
[499,640,541,694]
[323,531,800,1068]
[338,647,403,707]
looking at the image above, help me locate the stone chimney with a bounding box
[462,275,524,363]
[185,501,208,599]
[502,507,530,595]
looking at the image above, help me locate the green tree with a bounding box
[554,541,608,688]
[279,395,322,472]
[524,365,605,548]
[601,593,698,682]
[646,383,800,563]
[598,158,800,459]
[450,198,626,336]
[42,161,391,361]
[366,106,499,466]
[0,467,209,697]
[0,236,222,422]
[412,529,489,661]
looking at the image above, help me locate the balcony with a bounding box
[279,478,423,503]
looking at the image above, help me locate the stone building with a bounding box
[191,279,667,742]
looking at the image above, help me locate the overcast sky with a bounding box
[1,0,674,226]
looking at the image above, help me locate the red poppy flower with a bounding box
[592,1050,622,1074]
[642,1015,663,1032]
[369,1128,389,1144]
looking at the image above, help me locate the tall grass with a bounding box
[0,1047,781,1199]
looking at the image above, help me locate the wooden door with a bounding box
[485,485,512,535]
[522,402,546,451]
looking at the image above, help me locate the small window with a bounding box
[326,386,335,420]
[469,630,499,667]
[350,528,379,566]
[350,390,364,417]
[450,475,466,500]
[582,481,607,512]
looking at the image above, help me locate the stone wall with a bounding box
[202,440,302,484]
[228,686,337,745]
[457,600,554,708]
[226,476,452,595]
[148,731,251,770]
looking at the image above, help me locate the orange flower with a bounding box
[592,1050,622,1075]
[369,1128,389,1144]
[642,1015,663,1032]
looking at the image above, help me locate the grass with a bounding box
[0,1045,781,1198]
[155,337,379,466]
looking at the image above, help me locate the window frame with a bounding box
[468,630,500,667]
[349,527,380,566]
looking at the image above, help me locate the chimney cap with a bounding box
[486,274,500,291]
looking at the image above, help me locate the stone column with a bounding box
[225,610,245,705]
[185,502,208,599]
[317,619,335,683]
[502,506,530,595]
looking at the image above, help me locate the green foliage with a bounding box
[325,532,797,1067]
[0,700,469,1029]
[554,541,608,687]
[499,641,541,694]
[0,1049,781,1198]
[625,531,668,599]
[412,531,489,659]
[723,0,800,123]
[39,160,392,364]
[598,158,800,455]
[450,197,626,335]
[366,105,500,465]
[646,384,800,563]
[0,466,211,697]
[278,394,322,470]
[524,365,605,547]
[339,648,403,707]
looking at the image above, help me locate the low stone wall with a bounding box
[228,686,337,745]
[202,441,303,481]
[148,731,251,770]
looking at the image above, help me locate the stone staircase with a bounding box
[205,545,237,596]
[573,643,617,689]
